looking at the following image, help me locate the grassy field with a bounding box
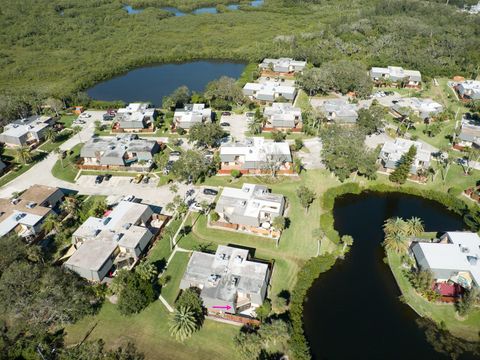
[0,151,46,187]
[387,249,480,341]
[51,143,82,182]
[37,129,74,152]
[64,302,240,360]
[160,252,191,304]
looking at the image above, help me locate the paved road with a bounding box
[295,138,324,169]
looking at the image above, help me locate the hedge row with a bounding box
[289,254,337,360]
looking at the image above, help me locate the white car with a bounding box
[79,112,91,118]
[189,202,203,212]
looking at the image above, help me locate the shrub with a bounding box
[230,169,241,178]
[210,212,220,222]
[176,127,186,135]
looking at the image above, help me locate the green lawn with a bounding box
[0,151,46,187]
[387,249,480,341]
[51,143,82,182]
[64,302,240,360]
[160,252,191,304]
[294,89,312,112]
[38,129,74,152]
[57,114,76,128]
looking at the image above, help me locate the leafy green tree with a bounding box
[357,105,385,135]
[45,97,63,117]
[389,145,417,184]
[258,319,290,349]
[14,146,32,164]
[296,185,315,213]
[41,214,61,234]
[172,150,214,182]
[231,169,241,178]
[58,340,144,360]
[210,211,220,222]
[169,306,198,342]
[320,125,377,181]
[234,331,262,360]
[188,122,224,148]
[272,216,286,231]
[271,130,286,142]
[412,269,434,293]
[163,86,191,110]
[204,76,244,106]
[117,271,156,315]
[255,298,272,321]
[294,157,304,174]
[456,288,479,316]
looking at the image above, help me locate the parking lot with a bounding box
[220,113,249,140]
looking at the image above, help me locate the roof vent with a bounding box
[15,213,26,221]
[113,233,123,241]
[26,201,37,209]
[123,223,132,230]
[233,255,243,264]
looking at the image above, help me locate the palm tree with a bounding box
[44,128,57,143]
[14,146,32,164]
[341,235,354,254]
[405,217,424,237]
[41,214,61,234]
[383,232,409,254]
[170,306,197,342]
[248,118,263,135]
[383,217,407,237]
[135,262,158,282]
[163,225,176,250]
[61,195,80,220]
[312,228,325,256]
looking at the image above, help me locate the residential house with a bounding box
[219,137,293,175]
[455,80,480,101]
[390,98,443,122]
[113,103,156,132]
[180,245,270,317]
[0,185,64,241]
[259,58,307,74]
[319,99,359,124]
[243,82,297,103]
[79,134,160,170]
[263,103,302,131]
[0,115,54,147]
[379,138,431,174]
[456,117,480,149]
[173,104,212,130]
[65,200,163,282]
[214,183,285,238]
[370,66,422,88]
[411,232,480,289]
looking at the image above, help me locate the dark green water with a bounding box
[303,191,476,360]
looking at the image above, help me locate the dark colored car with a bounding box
[220,122,230,126]
[221,111,231,116]
[203,188,218,196]
[104,174,112,181]
[103,114,115,121]
[95,175,104,184]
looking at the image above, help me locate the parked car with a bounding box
[103,114,114,121]
[95,175,104,184]
[73,119,86,125]
[79,112,91,118]
[133,174,144,184]
[104,174,112,181]
[203,188,218,196]
[170,151,181,156]
[220,122,230,127]
[221,111,231,116]
[190,202,203,212]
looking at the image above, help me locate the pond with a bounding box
[123,5,143,14]
[303,191,472,359]
[163,1,263,16]
[192,7,218,15]
[86,61,246,106]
